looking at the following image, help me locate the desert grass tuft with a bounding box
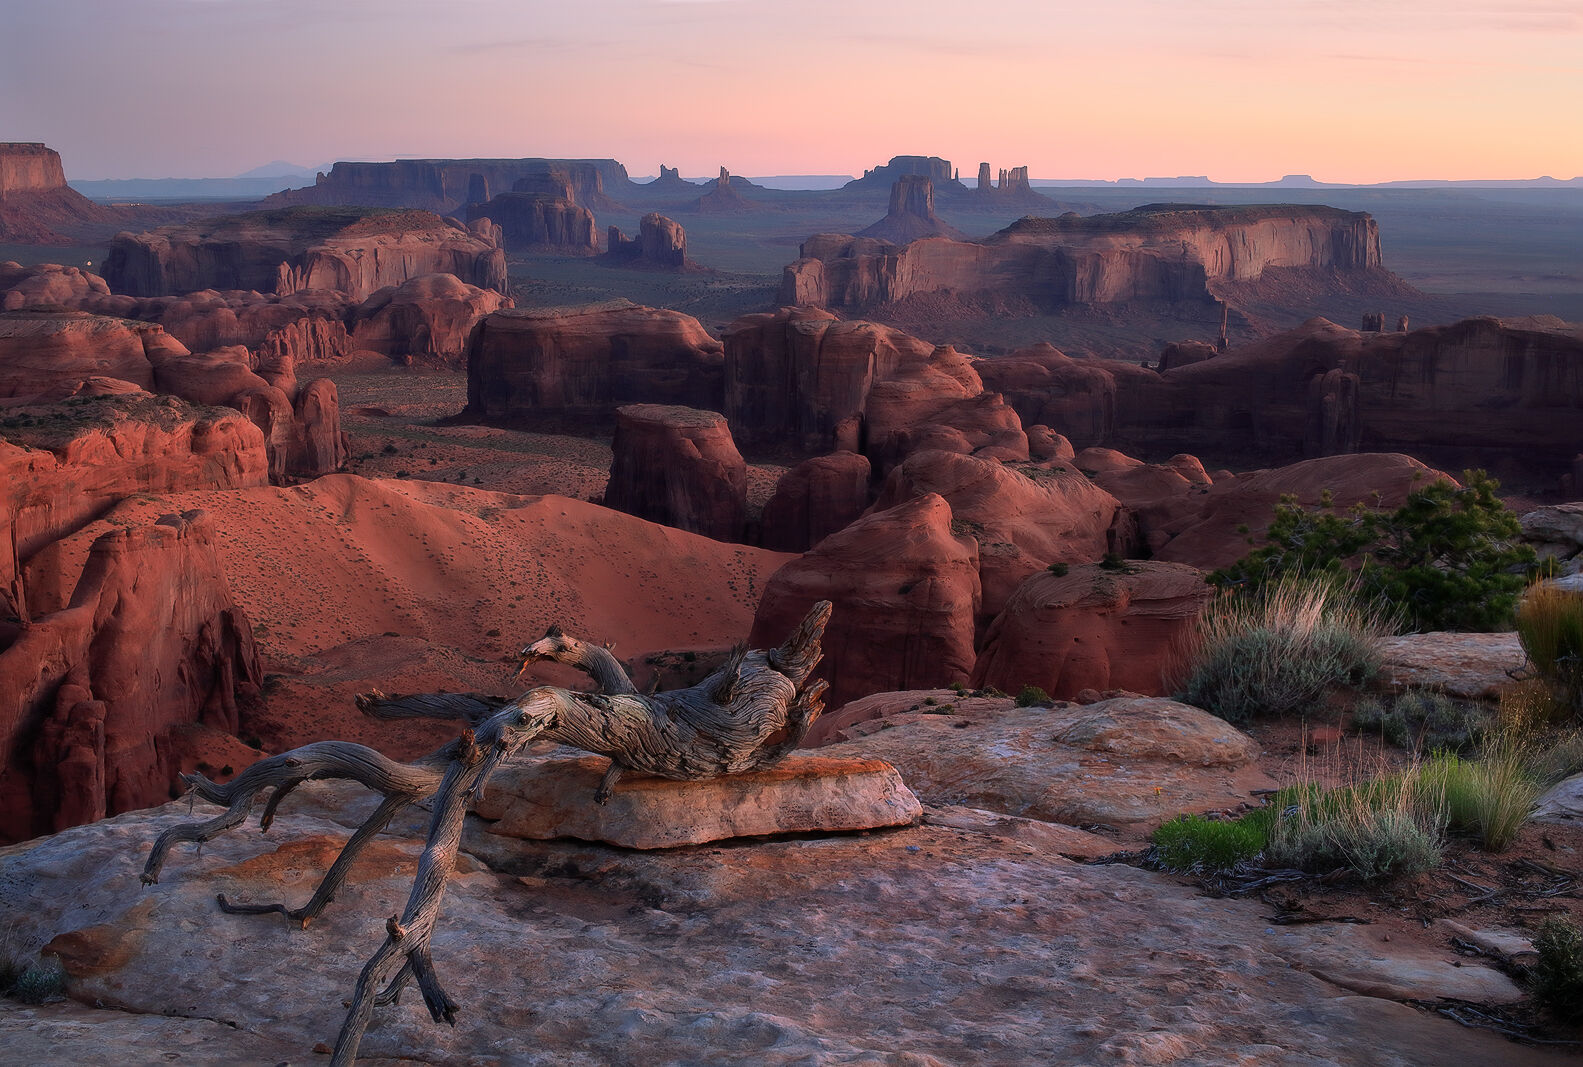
[1176,574,1392,723]
[1151,813,1269,873]
[1265,773,1443,881]
[1516,582,1583,719]
[1416,746,1540,852]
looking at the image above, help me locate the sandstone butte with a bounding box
[781,203,1392,313]
[102,206,507,300]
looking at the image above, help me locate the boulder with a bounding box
[750,493,980,707]
[971,562,1213,699]
[1376,632,1525,701]
[473,752,920,848]
[758,451,872,552]
[819,697,1269,831]
[465,301,725,432]
[604,404,747,542]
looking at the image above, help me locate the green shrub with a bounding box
[1046,562,1069,577]
[1176,575,1389,723]
[1517,583,1583,718]
[1265,777,1442,881]
[1352,689,1487,753]
[1152,813,1268,873]
[1015,684,1051,707]
[1416,748,1539,852]
[1211,470,1535,632]
[8,957,64,1004]
[1532,917,1583,1023]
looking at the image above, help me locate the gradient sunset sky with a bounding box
[5,0,1580,183]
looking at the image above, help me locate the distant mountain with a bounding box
[234,160,329,181]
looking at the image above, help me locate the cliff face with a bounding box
[464,301,725,431]
[466,193,597,253]
[781,205,1385,312]
[262,158,630,214]
[0,143,66,196]
[103,208,506,300]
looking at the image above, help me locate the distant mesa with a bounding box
[645,165,701,193]
[845,155,966,194]
[604,213,698,270]
[102,206,507,300]
[262,157,628,215]
[683,167,761,214]
[856,177,966,244]
[782,203,1392,315]
[0,142,121,244]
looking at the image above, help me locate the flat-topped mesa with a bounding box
[103,207,507,300]
[781,203,1386,313]
[857,177,966,244]
[0,143,67,196]
[845,155,965,193]
[261,157,629,214]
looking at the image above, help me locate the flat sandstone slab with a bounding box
[474,753,922,848]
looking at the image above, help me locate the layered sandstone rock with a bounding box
[262,157,629,213]
[974,342,1157,450]
[350,272,509,366]
[723,307,935,452]
[464,301,725,432]
[856,176,966,243]
[1125,315,1583,472]
[605,213,690,268]
[971,563,1213,699]
[0,311,157,395]
[758,451,872,552]
[604,404,747,542]
[971,162,1052,207]
[782,204,1387,314]
[104,207,506,300]
[0,143,121,244]
[0,510,262,840]
[750,493,980,706]
[466,191,597,254]
[862,344,1027,473]
[872,450,1122,622]
[1153,453,1453,571]
[0,261,111,310]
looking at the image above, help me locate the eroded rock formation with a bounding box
[845,155,963,192]
[782,204,1388,314]
[604,404,747,542]
[0,509,262,840]
[466,191,597,254]
[464,301,725,431]
[686,167,758,214]
[350,273,509,366]
[758,451,872,552]
[856,177,965,244]
[605,213,691,268]
[105,207,507,300]
[262,157,629,214]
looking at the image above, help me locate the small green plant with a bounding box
[1415,747,1539,852]
[1352,689,1487,753]
[1098,553,1128,571]
[1047,562,1069,577]
[1212,471,1535,632]
[1517,582,1583,719]
[1176,574,1389,723]
[1532,916,1583,1023]
[8,956,65,1004]
[949,681,968,695]
[1015,684,1051,707]
[1152,813,1268,873]
[1264,776,1443,881]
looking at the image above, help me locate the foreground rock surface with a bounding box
[473,752,921,848]
[0,786,1549,1066]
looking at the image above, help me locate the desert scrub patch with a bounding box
[1531,916,1583,1023]
[3,955,65,1005]
[1351,689,1487,753]
[1015,684,1051,707]
[1151,813,1268,873]
[1264,777,1443,882]
[1517,581,1583,719]
[1176,574,1389,723]
[1415,745,1540,852]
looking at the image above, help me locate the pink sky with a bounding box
[4,0,1580,183]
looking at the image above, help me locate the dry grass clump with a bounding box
[1517,582,1583,719]
[1416,743,1541,852]
[1176,575,1392,724]
[1264,774,1443,881]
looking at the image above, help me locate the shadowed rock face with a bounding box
[782,204,1385,313]
[971,563,1213,699]
[856,176,966,244]
[759,451,872,553]
[466,192,597,254]
[0,510,262,841]
[751,493,980,707]
[104,207,507,300]
[606,213,690,269]
[604,404,747,542]
[465,301,724,432]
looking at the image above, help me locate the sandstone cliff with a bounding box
[466,192,597,254]
[781,204,1388,314]
[104,207,507,300]
[464,301,725,432]
[604,404,747,542]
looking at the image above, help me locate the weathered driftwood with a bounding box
[142,600,832,1066]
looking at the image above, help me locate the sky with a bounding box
[3,0,1580,184]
